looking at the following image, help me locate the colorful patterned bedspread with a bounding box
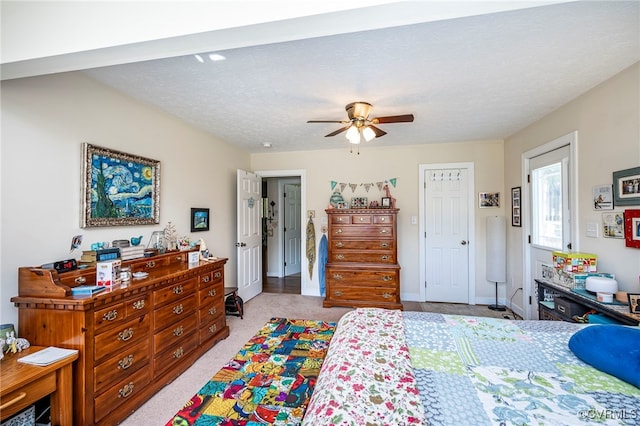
[304,309,640,426]
[167,318,335,426]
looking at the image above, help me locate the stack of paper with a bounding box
[17,346,78,366]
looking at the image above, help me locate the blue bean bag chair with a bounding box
[568,324,640,388]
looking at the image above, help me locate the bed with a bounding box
[303,308,640,426]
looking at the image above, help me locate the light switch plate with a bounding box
[586,222,599,238]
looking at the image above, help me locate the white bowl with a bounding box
[585,276,618,294]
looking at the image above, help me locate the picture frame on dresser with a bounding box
[613,166,640,206]
[81,143,160,228]
[628,293,640,313]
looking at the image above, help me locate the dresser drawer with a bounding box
[130,257,168,272]
[95,315,150,361]
[331,225,394,238]
[153,294,196,330]
[331,252,396,263]
[326,284,399,304]
[198,298,225,327]
[198,281,223,305]
[199,268,224,287]
[198,314,226,344]
[153,278,197,307]
[94,302,125,332]
[60,270,95,287]
[153,315,198,355]
[125,293,150,318]
[0,371,56,419]
[154,333,198,377]
[166,252,186,266]
[332,240,394,251]
[94,340,150,394]
[94,366,151,423]
[326,268,399,287]
[331,214,351,224]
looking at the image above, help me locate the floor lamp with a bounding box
[486,216,506,311]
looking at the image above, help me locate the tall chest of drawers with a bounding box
[11,253,229,425]
[324,208,402,309]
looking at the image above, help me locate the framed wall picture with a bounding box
[592,184,614,210]
[613,166,640,206]
[81,143,160,228]
[602,212,624,239]
[191,208,210,232]
[479,192,500,208]
[623,209,640,248]
[511,187,521,227]
[628,293,640,314]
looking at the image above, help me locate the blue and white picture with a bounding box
[81,143,160,227]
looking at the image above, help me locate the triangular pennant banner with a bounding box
[377,182,384,191]
[340,183,347,193]
[349,183,357,193]
[363,183,372,192]
[331,181,337,190]
[389,178,397,188]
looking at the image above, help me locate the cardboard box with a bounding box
[96,259,122,286]
[552,251,597,273]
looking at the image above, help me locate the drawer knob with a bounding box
[103,310,118,321]
[380,229,389,234]
[173,285,184,295]
[214,271,222,278]
[208,289,217,297]
[335,242,344,248]
[332,273,343,280]
[118,328,134,341]
[382,293,392,299]
[75,276,87,284]
[132,300,145,310]
[146,261,156,268]
[359,217,364,222]
[118,382,134,398]
[381,255,389,261]
[337,217,344,222]
[173,347,185,359]
[202,276,210,283]
[334,291,343,297]
[175,256,182,262]
[118,355,134,370]
[208,324,217,333]
[380,243,389,248]
[380,217,386,222]
[173,325,184,336]
[382,275,392,281]
[209,307,217,315]
[335,254,345,260]
[336,229,343,234]
[173,304,184,315]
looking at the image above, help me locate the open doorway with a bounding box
[261,175,302,294]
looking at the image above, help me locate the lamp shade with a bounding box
[346,125,360,144]
[486,216,506,283]
[362,126,376,142]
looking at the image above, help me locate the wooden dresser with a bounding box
[11,252,229,425]
[324,208,402,310]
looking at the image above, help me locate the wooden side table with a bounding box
[0,346,78,425]
[224,286,244,319]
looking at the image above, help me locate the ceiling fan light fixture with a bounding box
[346,125,360,144]
[362,126,376,142]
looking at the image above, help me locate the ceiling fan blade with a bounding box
[307,120,348,123]
[368,125,387,138]
[325,126,350,137]
[371,114,414,124]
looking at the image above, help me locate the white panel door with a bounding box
[237,169,262,302]
[283,182,301,276]
[425,167,470,303]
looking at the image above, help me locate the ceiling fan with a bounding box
[307,102,414,147]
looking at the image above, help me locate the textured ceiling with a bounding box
[81,1,639,153]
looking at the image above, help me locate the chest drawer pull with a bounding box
[118,328,134,341]
[380,242,389,248]
[146,261,156,268]
[103,310,118,321]
[118,382,134,398]
[175,256,183,262]
[201,276,210,283]
[332,273,343,280]
[336,229,343,234]
[214,271,222,278]
[382,293,392,299]
[0,392,26,410]
[359,217,365,222]
[172,285,184,295]
[334,291,343,297]
[380,217,386,222]
[118,355,134,370]
[173,347,185,359]
[173,304,184,315]
[173,325,184,336]
[380,229,389,234]
[133,300,145,310]
[382,275,393,282]
[335,242,344,248]
[381,255,389,261]
[335,254,345,260]
[75,276,87,284]
[208,289,217,297]
[208,307,217,315]
[208,324,217,333]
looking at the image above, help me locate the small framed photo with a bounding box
[479,192,500,208]
[190,208,210,232]
[613,167,640,206]
[602,212,624,238]
[381,197,391,208]
[592,184,613,210]
[350,197,368,208]
[511,187,521,227]
[628,293,640,314]
[623,209,640,248]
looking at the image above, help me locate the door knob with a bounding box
[235,242,246,247]
[460,240,468,245]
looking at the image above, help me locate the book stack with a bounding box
[120,245,145,261]
[79,250,98,267]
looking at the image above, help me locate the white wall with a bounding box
[251,140,505,304]
[1,72,250,328]
[505,62,640,315]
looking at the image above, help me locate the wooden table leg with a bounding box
[50,362,74,426]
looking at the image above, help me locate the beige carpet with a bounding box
[119,293,514,425]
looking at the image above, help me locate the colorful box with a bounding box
[96,259,122,286]
[552,251,597,273]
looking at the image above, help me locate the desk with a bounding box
[0,346,77,425]
[224,286,244,319]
